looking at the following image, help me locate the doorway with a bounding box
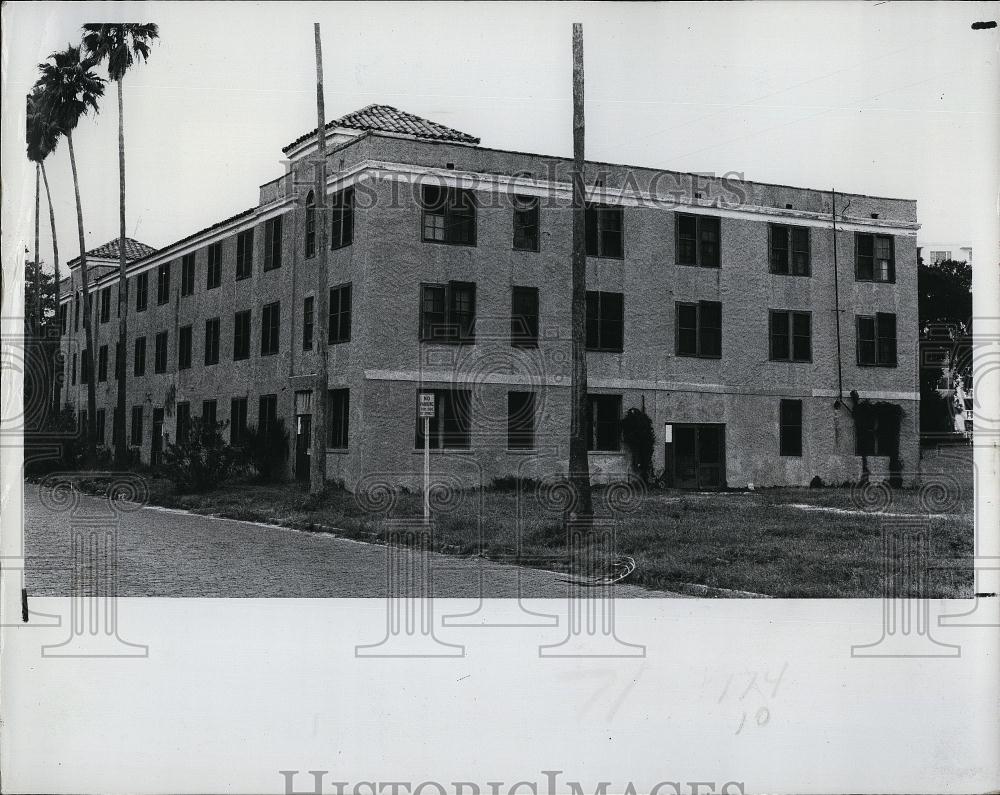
[669,423,726,489]
[295,413,312,482]
[151,408,164,467]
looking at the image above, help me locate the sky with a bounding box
[2,1,998,280]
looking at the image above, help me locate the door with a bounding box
[669,423,726,490]
[151,408,164,467]
[295,414,312,482]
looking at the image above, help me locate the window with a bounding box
[930,250,951,264]
[181,253,196,296]
[513,195,539,252]
[134,337,146,376]
[587,394,622,451]
[113,407,124,447]
[420,281,476,343]
[585,203,624,259]
[115,342,124,380]
[676,214,721,268]
[157,263,170,304]
[507,391,535,450]
[233,310,251,361]
[329,388,349,448]
[202,399,217,430]
[96,409,106,446]
[511,286,539,348]
[302,296,314,351]
[855,403,900,457]
[676,300,722,358]
[421,185,476,245]
[856,233,895,282]
[328,284,352,344]
[178,325,193,370]
[135,272,148,312]
[769,224,811,275]
[258,394,277,436]
[230,398,248,446]
[304,191,316,258]
[154,331,168,373]
[71,353,77,385]
[100,287,111,323]
[779,399,803,457]
[414,389,472,449]
[175,401,191,445]
[74,294,80,330]
[260,301,280,356]
[331,187,354,250]
[60,303,68,334]
[98,345,108,382]
[586,291,624,352]
[235,229,253,280]
[130,405,143,447]
[769,311,812,362]
[81,349,90,383]
[204,317,220,365]
[206,243,222,289]
[857,313,897,367]
[263,216,282,271]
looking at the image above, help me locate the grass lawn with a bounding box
[69,468,975,599]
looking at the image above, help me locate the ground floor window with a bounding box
[258,394,277,435]
[587,394,622,451]
[230,398,248,446]
[202,399,217,430]
[414,389,471,449]
[779,399,803,456]
[329,389,349,448]
[507,391,535,450]
[131,405,143,447]
[96,409,106,446]
[176,402,191,444]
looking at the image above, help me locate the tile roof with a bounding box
[282,104,480,153]
[68,237,158,265]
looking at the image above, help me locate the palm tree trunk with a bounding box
[310,22,329,494]
[115,77,128,466]
[568,23,593,520]
[41,162,61,415]
[33,164,41,336]
[67,131,97,466]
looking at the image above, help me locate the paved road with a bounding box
[23,486,668,598]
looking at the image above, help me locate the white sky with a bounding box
[2,1,998,275]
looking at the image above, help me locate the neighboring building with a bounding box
[918,242,972,265]
[59,104,921,489]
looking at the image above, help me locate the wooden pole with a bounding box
[568,22,594,520]
[310,22,330,494]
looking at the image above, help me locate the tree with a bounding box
[27,86,64,413]
[35,45,105,465]
[917,258,972,434]
[568,23,594,520]
[82,23,159,467]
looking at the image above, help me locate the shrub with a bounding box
[162,416,238,493]
[242,419,290,482]
[621,407,656,483]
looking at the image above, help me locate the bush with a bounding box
[162,416,238,493]
[621,407,656,483]
[242,419,290,482]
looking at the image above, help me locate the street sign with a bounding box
[419,393,436,418]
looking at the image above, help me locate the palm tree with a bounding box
[82,23,159,466]
[27,87,64,414]
[35,45,105,465]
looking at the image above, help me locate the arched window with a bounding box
[304,190,316,258]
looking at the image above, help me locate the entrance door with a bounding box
[670,423,726,489]
[295,414,312,482]
[151,408,164,467]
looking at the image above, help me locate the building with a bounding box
[918,241,972,265]
[58,104,921,490]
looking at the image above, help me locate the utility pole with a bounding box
[568,22,594,521]
[310,22,330,494]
